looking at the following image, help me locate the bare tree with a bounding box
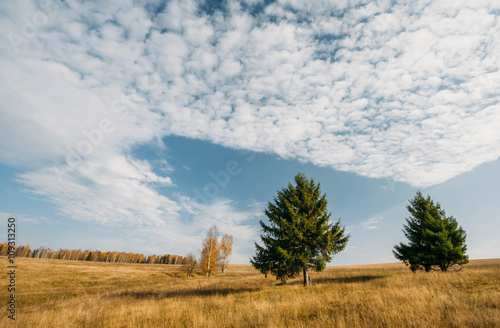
[183,253,198,277]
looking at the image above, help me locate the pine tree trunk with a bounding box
[303,268,311,286]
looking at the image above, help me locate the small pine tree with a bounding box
[393,191,469,272]
[251,172,349,286]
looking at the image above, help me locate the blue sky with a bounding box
[0,0,499,265]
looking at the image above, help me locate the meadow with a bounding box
[1,257,499,327]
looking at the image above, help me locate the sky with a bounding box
[0,0,499,265]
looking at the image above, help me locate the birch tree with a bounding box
[201,224,220,277]
[218,233,233,274]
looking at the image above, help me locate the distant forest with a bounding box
[0,242,184,264]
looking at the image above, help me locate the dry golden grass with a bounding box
[1,257,499,327]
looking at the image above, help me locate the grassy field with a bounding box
[1,257,499,327]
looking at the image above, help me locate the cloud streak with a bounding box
[347,215,382,232]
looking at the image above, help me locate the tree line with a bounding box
[0,243,185,264]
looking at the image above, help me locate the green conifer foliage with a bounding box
[251,173,349,285]
[394,191,469,272]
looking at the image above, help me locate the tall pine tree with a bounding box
[251,173,349,286]
[393,191,468,272]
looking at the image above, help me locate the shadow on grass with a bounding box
[287,275,385,285]
[314,275,385,284]
[111,287,260,299]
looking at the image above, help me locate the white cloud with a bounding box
[0,212,59,225]
[1,0,500,259]
[17,153,181,227]
[360,216,382,230]
[347,215,383,232]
